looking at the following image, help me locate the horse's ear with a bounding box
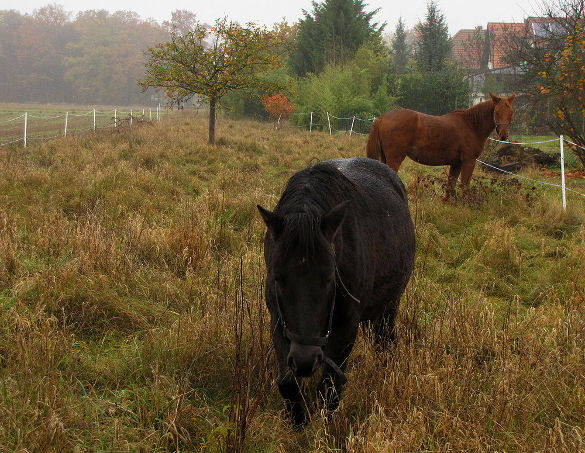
[257,205,282,238]
[508,93,516,103]
[489,92,501,104]
[320,200,349,243]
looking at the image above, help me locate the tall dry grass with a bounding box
[0,114,584,451]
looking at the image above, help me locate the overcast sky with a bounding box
[3,0,540,34]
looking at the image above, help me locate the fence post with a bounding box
[327,112,331,135]
[114,108,117,127]
[130,109,133,126]
[64,112,68,137]
[142,108,145,119]
[350,116,355,136]
[24,112,27,148]
[93,109,96,132]
[149,108,152,121]
[560,135,566,211]
[310,112,313,132]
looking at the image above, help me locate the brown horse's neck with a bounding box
[459,100,495,139]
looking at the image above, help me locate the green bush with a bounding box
[292,43,397,125]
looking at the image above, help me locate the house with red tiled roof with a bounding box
[452,26,488,72]
[486,22,526,69]
[453,18,559,104]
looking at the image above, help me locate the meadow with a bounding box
[0,103,159,146]
[0,113,584,452]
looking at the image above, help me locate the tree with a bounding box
[0,10,25,102]
[261,93,295,119]
[12,5,76,102]
[397,61,470,114]
[289,0,384,76]
[163,10,198,37]
[396,2,469,114]
[66,10,166,105]
[391,18,409,74]
[506,0,585,165]
[414,1,452,72]
[293,42,395,122]
[141,19,288,144]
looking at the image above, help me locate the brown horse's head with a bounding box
[490,92,516,141]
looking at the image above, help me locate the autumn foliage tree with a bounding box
[507,0,585,165]
[538,20,585,164]
[261,93,295,119]
[140,19,288,144]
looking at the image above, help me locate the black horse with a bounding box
[257,157,415,427]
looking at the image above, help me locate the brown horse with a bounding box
[366,93,515,200]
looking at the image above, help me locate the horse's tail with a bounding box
[366,120,385,164]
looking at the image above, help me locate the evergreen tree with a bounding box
[391,17,409,74]
[289,0,384,76]
[414,1,452,71]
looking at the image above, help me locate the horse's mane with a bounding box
[457,99,495,130]
[274,164,352,259]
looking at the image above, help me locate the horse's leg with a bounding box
[317,324,359,414]
[386,153,406,172]
[443,162,462,202]
[278,371,308,428]
[370,304,399,348]
[459,159,477,199]
[273,328,309,428]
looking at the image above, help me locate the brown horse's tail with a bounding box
[366,120,385,163]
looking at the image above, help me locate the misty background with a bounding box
[0,5,176,105]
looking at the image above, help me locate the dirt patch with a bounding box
[482,144,559,173]
[543,169,585,179]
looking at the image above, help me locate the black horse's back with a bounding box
[258,157,414,428]
[325,157,408,203]
[322,158,414,321]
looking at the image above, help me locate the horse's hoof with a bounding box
[285,401,309,429]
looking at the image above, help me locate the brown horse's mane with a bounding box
[450,99,495,136]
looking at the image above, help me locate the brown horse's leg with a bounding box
[459,159,477,199]
[443,163,462,202]
[386,154,406,173]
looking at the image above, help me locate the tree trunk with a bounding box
[208,96,216,144]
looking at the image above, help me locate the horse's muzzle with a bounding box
[287,342,324,377]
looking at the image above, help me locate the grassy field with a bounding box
[0,103,160,146]
[0,114,584,452]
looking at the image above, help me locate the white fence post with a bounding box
[130,109,133,126]
[309,112,313,132]
[114,108,117,127]
[560,135,566,211]
[350,115,355,136]
[149,108,152,121]
[23,112,27,148]
[327,112,331,135]
[142,108,145,119]
[93,109,96,132]
[64,112,68,137]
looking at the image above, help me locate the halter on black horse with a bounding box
[273,247,361,385]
